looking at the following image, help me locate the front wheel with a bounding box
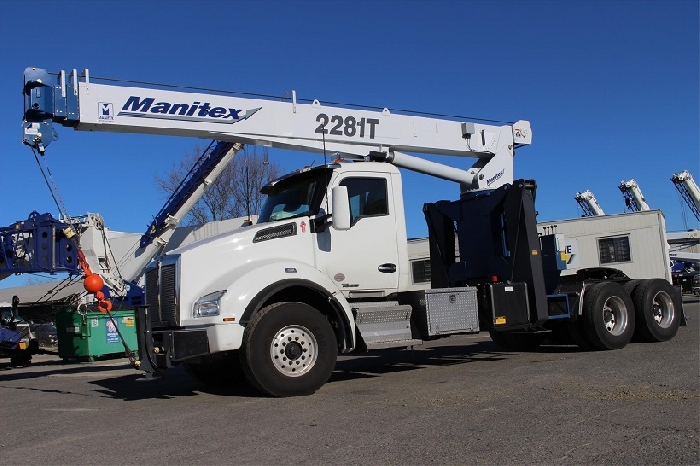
[581,282,635,350]
[240,302,337,397]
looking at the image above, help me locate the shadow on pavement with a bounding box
[83,340,512,401]
[331,340,503,378]
[327,337,584,383]
[88,367,229,400]
[0,358,136,382]
[6,326,658,401]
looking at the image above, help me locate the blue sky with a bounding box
[0,0,698,289]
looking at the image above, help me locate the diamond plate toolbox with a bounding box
[424,287,479,336]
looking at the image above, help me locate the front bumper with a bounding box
[136,306,245,373]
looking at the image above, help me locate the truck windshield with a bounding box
[258,168,332,223]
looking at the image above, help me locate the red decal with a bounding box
[300,221,307,233]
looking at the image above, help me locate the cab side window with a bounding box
[339,177,388,224]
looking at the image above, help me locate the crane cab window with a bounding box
[339,177,388,224]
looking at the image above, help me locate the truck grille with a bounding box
[144,263,179,327]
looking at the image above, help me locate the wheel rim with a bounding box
[651,291,675,328]
[602,296,628,336]
[269,325,318,377]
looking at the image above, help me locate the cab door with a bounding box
[315,173,400,296]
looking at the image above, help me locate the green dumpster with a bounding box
[56,309,138,361]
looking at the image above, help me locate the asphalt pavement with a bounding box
[1,297,698,465]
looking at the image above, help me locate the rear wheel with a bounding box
[581,282,635,350]
[623,279,643,300]
[631,279,680,342]
[240,302,337,397]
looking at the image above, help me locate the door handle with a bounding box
[378,263,396,273]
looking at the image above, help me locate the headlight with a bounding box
[193,290,226,317]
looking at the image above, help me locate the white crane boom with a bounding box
[23,67,531,193]
[671,170,700,221]
[619,179,650,212]
[575,190,605,216]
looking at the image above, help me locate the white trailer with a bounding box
[537,210,672,282]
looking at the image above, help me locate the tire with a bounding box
[240,302,337,397]
[581,282,635,350]
[631,279,681,342]
[184,351,245,389]
[488,329,546,351]
[29,339,40,354]
[623,279,643,300]
[10,351,32,366]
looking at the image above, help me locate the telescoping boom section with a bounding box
[22,67,530,192]
[672,170,700,221]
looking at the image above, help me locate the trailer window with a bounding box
[598,236,631,264]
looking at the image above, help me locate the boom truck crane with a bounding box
[0,210,82,364]
[616,177,697,288]
[671,170,700,222]
[1,140,244,362]
[669,170,700,291]
[619,179,650,212]
[574,190,605,216]
[1,140,244,304]
[21,67,682,396]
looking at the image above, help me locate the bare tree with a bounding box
[155,145,282,226]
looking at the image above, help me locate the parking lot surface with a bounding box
[1,298,698,465]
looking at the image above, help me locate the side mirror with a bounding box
[331,186,351,231]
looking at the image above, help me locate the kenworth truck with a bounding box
[21,67,682,396]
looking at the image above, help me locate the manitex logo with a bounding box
[486,168,505,186]
[116,96,261,124]
[98,102,114,122]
